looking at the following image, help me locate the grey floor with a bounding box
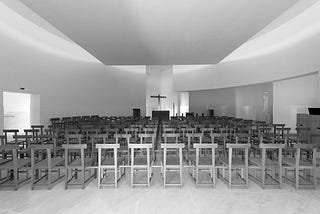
[1,166,320,214]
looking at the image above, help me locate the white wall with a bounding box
[3,92,30,133]
[146,65,174,116]
[189,87,236,117]
[189,82,273,120]
[0,30,146,127]
[30,94,40,125]
[235,83,273,122]
[174,31,320,91]
[273,73,319,132]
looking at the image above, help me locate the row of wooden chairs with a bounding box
[1,141,318,190]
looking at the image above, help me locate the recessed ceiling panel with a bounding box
[19,0,298,65]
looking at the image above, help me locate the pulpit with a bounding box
[152,111,169,120]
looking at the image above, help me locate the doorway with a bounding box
[3,91,40,140]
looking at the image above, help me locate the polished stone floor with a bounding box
[1,167,320,214]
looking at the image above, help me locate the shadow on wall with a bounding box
[189,82,273,122]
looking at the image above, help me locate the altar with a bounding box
[152,110,170,120]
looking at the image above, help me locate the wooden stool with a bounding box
[190,143,218,188]
[161,143,185,188]
[129,143,153,187]
[249,143,285,189]
[0,145,30,190]
[63,144,95,189]
[30,145,64,190]
[219,143,250,188]
[283,144,318,189]
[96,144,125,188]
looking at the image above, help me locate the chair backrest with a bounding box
[163,133,180,144]
[201,128,214,136]
[96,144,120,149]
[161,143,185,149]
[30,144,53,164]
[235,133,251,144]
[0,135,5,146]
[163,128,176,134]
[186,133,202,148]
[210,133,223,144]
[91,134,108,144]
[143,128,156,134]
[3,129,19,144]
[226,143,251,149]
[124,128,139,138]
[0,145,19,152]
[114,134,131,144]
[66,134,83,144]
[139,133,156,144]
[31,125,44,135]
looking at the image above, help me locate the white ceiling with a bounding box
[19,0,298,65]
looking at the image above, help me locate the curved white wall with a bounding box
[174,1,320,91]
[174,31,320,91]
[0,12,146,128]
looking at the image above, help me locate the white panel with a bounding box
[273,73,319,132]
[3,91,30,133]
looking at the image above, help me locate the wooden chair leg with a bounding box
[114,166,117,188]
[163,167,166,188]
[97,168,101,189]
[131,167,134,188]
[180,165,183,188]
[82,168,85,189]
[31,168,34,190]
[48,169,52,190]
[295,167,299,190]
[262,167,265,189]
[65,168,68,190]
[14,169,18,191]
[196,166,199,188]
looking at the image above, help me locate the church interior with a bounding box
[1,0,320,213]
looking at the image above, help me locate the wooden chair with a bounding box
[163,128,176,134]
[0,135,5,146]
[283,144,318,189]
[189,143,218,188]
[31,125,45,136]
[219,143,250,188]
[249,143,285,189]
[129,143,153,187]
[143,128,156,135]
[63,144,95,189]
[115,134,131,164]
[96,144,125,188]
[186,133,202,161]
[124,128,139,143]
[161,143,185,188]
[30,145,64,190]
[162,133,180,144]
[3,129,19,145]
[139,133,156,160]
[0,145,30,190]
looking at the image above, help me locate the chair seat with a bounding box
[189,155,213,166]
[283,157,313,167]
[68,158,93,167]
[0,159,10,165]
[0,158,30,169]
[164,156,180,165]
[220,157,246,167]
[249,157,279,167]
[132,156,150,166]
[34,157,65,168]
[101,157,125,166]
[202,137,211,143]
